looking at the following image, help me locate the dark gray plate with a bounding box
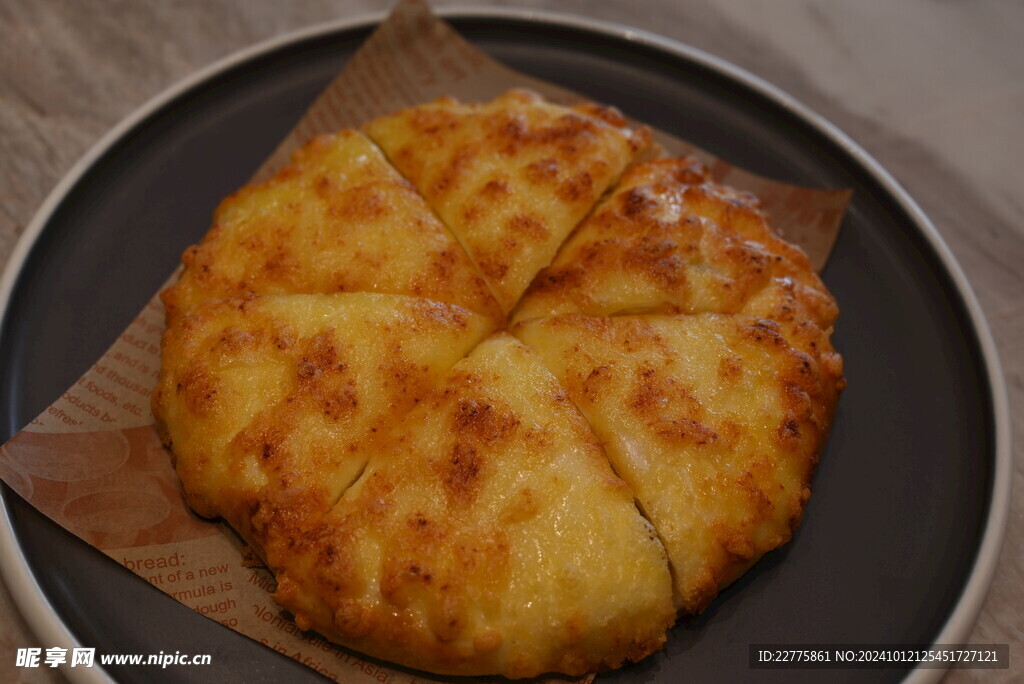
[0,10,1009,684]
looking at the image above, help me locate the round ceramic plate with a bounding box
[0,9,1010,684]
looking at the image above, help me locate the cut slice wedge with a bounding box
[162,131,501,325]
[365,90,650,313]
[152,293,495,553]
[269,333,675,678]
[515,313,842,613]
[513,157,838,331]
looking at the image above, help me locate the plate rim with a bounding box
[0,7,1011,684]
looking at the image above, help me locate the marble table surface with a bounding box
[1,1,1020,682]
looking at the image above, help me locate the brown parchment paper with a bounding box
[0,0,852,681]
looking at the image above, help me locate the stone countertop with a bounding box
[1,1,1020,682]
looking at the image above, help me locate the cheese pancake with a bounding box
[268,334,676,678]
[514,157,837,331]
[155,90,845,678]
[152,293,494,545]
[161,131,501,325]
[364,90,651,312]
[515,314,842,613]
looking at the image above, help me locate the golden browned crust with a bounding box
[152,293,495,541]
[364,90,651,313]
[153,89,844,678]
[514,313,842,613]
[514,157,838,332]
[161,130,501,326]
[264,334,675,678]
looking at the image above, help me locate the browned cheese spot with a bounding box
[525,157,559,184]
[630,366,700,416]
[212,327,258,355]
[272,326,296,350]
[668,157,708,185]
[623,236,687,288]
[506,213,549,241]
[260,241,300,282]
[526,263,584,296]
[742,319,786,346]
[580,364,613,405]
[718,354,743,381]
[331,185,391,223]
[422,248,456,288]
[313,173,334,199]
[181,244,200,268]
[296,333,345,383]
[246,483,328,551]
[651,417,719,447]
[477,251,510,280]
[229,414,291,480]
[622,187,659,218]
[716,524,756,562]
[432,146,477,198]
[572,102,628,128]
[318,384,359,422]
[445,443,482,501]
[177,365,220,417]
[409,298,470,330]
[736,470,778,523]
[332,598,378,639]
[777,416,802,443]
[440,398,522,502]
[409,105,461,137]
[238,232,266,255]
[462,202,484,226]
[481,178,511,198]
[378,351,420,404]
[557,171,594,204]
[453,398,521,446]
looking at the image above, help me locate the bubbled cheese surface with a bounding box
[365,90,649,313]
[153,90,843,679]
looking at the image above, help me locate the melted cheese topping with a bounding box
[153,293,494,545]
[514,158,838,329]
[269,334,674,677]
[365,90,649,312]
[515,314,842,613]
[162,130,501,325]
[153,90,844,679]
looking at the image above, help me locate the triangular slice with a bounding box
[152,293,495,551]
[515,314,842,613]
[513,157,838,331]
[162,131,501,324]
[365,89,651,312]
[267,334,675,678]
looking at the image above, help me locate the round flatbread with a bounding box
[154,90,843,678]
